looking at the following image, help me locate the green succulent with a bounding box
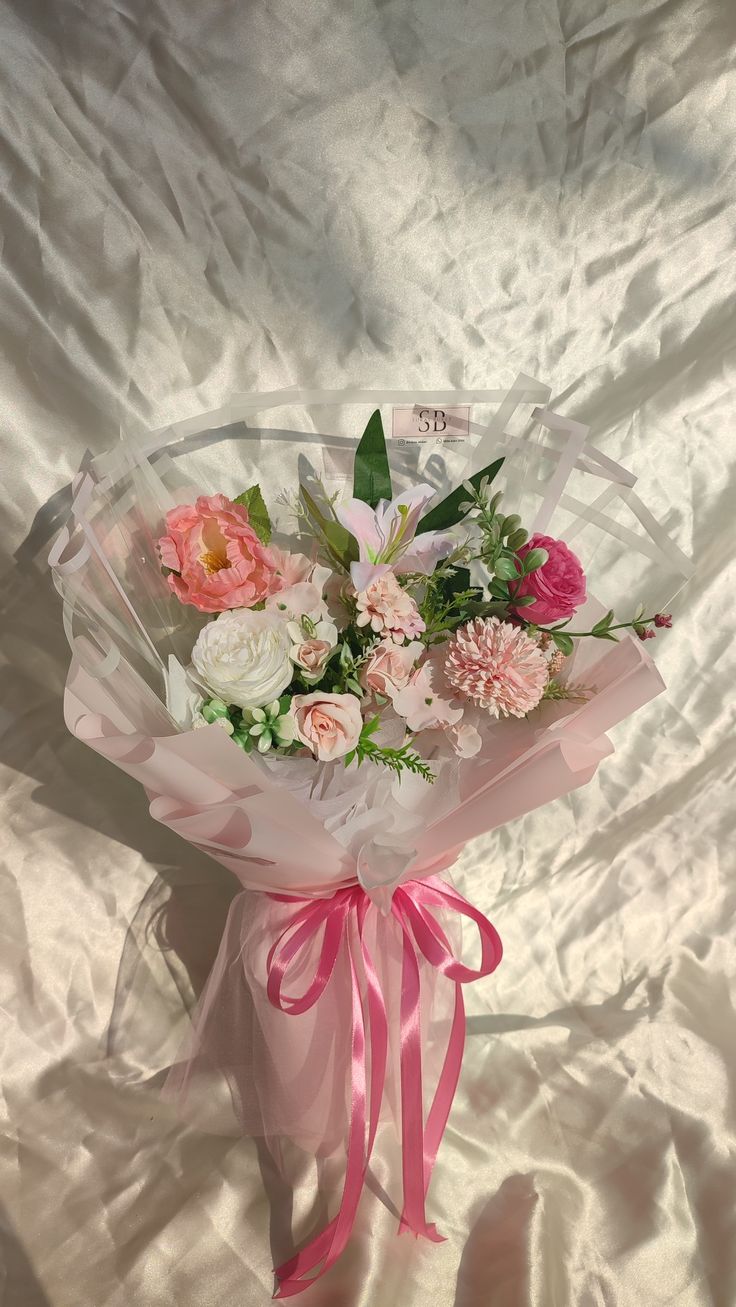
[245,699,297,754]
[201,697,231,724]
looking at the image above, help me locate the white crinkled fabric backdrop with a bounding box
[1,3,735,1305]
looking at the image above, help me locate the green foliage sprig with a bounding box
[531,606,669,648]
[458,478,547,604]
[345,716,435,782]
[541,679,592,703]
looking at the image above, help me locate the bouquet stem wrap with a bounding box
[265,875,502,1296]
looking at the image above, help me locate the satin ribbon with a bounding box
[265,875,503,1298]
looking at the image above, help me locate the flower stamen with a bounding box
[200,550,231,575]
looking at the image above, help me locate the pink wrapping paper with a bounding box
[59,628,665,1293]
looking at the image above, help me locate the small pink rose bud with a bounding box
[637,626,656,641]
[654,613,672,628]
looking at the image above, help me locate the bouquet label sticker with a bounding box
[391,405,470,443]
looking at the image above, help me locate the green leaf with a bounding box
[513,594,537,607]
[353,409,392,508]
[488,579,510,600]
[493,555,521,581]
[233,485,271,543]
[522,547,548,574]
[417,457,505,534]
[300,482,335,536]
[300,483,357,566]
[591,610,614,635]
[552,631,574,656]
[361,715,382,739]
[594,631,619,642]
[500,514,521,537]
[323,519,357,561]
[506,528,528,551]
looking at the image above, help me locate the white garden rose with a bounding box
[191,609,292,710]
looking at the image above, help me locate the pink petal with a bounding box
[335,498,384,558]
[350,560,392,592]
[158,535,182,571]
[376,483,437,537]
[394,532,454,576]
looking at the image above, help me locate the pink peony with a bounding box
[355,573,425,643]
[391,655,463,732]
[511,533,587,625]
[292,691,364,761]
[158,494,277,614]
[361,639,424,698]
[445,617,548,718]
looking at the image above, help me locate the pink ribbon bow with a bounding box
[266,875,503,1297]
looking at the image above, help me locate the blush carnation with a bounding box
[355,573,425,643]
[158,494,277,613]
[445,617,549,718]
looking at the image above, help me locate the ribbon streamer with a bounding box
[265,875,503,1298]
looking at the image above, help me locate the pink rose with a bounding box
[511,533,586,625]
[292,691,364,761]
[291,638,333,677]
[158,494,277,614]
[361,639,424,698]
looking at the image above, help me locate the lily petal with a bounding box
[350,560,393,592]
[334,498,384,560]
[375,483,438,553]
[394,532,455,576]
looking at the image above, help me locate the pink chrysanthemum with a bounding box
[445,617,549,718]
[354,572,426,643]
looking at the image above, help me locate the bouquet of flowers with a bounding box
[50,385,689,1296]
